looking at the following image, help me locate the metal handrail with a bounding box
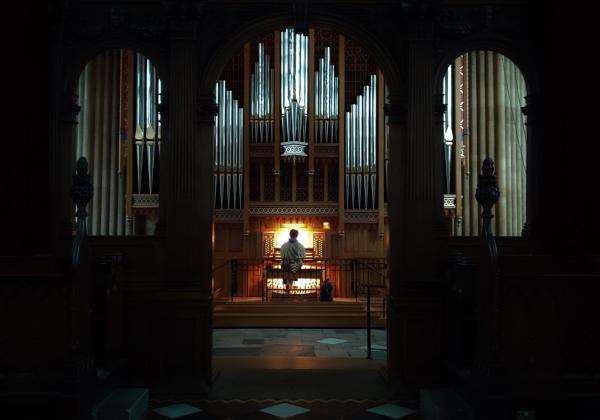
[363,283,387,359]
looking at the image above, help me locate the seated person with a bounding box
[280,229,305,291]
[320,278,333,301]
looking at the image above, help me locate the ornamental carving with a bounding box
[249,206,337,216]
[214,210,244,222]
[345,211,378,223]
[132,194,160,208]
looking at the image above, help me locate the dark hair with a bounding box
[289,229,299,238]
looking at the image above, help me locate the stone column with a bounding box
[48,16,80,256]
[520,94,538,240]
[386,19,444,388]
[154,13,213,384]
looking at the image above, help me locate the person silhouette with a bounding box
[280,229,305,292]
[320,278,333,301]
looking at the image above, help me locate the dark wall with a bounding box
[1,3,51,255]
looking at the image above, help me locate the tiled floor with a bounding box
[213,328,387,360]
[149,400,423,419]
[146,329,415,419]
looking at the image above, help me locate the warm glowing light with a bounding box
[267,277,320,293]
[275,225,313,248]
[322,221,330,230]
[282,223,306,228]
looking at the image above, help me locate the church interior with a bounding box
[1,1,598,419]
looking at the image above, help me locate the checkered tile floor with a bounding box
[213,328,387,360]
[148,399,422,419]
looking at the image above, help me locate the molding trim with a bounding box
[132,193,160,208]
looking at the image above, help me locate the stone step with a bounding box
[420,388,473,420]
[92,388,148,420]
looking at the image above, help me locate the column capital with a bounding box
[433,93,446,126]
[158,89,169,126]
[61,92,81,124]
[384,97,408,125]
[165,1,204,41]
[521,94,539,123]
[196,92,218,124]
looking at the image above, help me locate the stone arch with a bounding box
[199,14,402,95]
[433,37,539,101]
[434,38,535,237]
[64,40,168,96]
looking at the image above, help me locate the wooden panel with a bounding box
[341,224,385,258]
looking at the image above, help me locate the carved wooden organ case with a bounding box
[127,29,389,256]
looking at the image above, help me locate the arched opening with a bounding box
[75,49,164,236]
[209,25,392,390]
[440,51,527,237]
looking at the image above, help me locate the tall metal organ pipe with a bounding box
[134,54,162,195]
[280,28,309,155]
[315,47,339,143]
[281,28,308,110]
[250,43,274,143]
[214,80,244,209]
[345,75,377,209]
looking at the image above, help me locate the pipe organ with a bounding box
[213,27,388,284]
[214,80,244,209]
[345,74,377,209]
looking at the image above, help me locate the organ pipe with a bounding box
[315,47,339,143]
[443,64,454,195]
[214,80,244,209]
[281,28,308,111]
[134,54,161,194]
[280,28,308,160]
[345,75,377,209]
[250,43,274,143]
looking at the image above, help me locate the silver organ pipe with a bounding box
[134,54,161,195]
[145,63,157,193]
[345,75,377,209]
[214,80,244,209]
[369,75,377,207]
[281,30,308,111]
[157,78,162,176]
[135,54,144,195]
[443,64,453,195]
[315,47,339,143]
[250,43,274,143]
[280,28,308,156]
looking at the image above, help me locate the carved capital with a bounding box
[521,94,538,124]
[433,93,446,126]
[196,93,218,124]
[158,96,169,127]
[384,100,408,125]
[165,0,205,40]
[62,92,81,124]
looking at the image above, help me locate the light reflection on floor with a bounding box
[213,328,387,359]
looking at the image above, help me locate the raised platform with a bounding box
[214,297,386,328]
